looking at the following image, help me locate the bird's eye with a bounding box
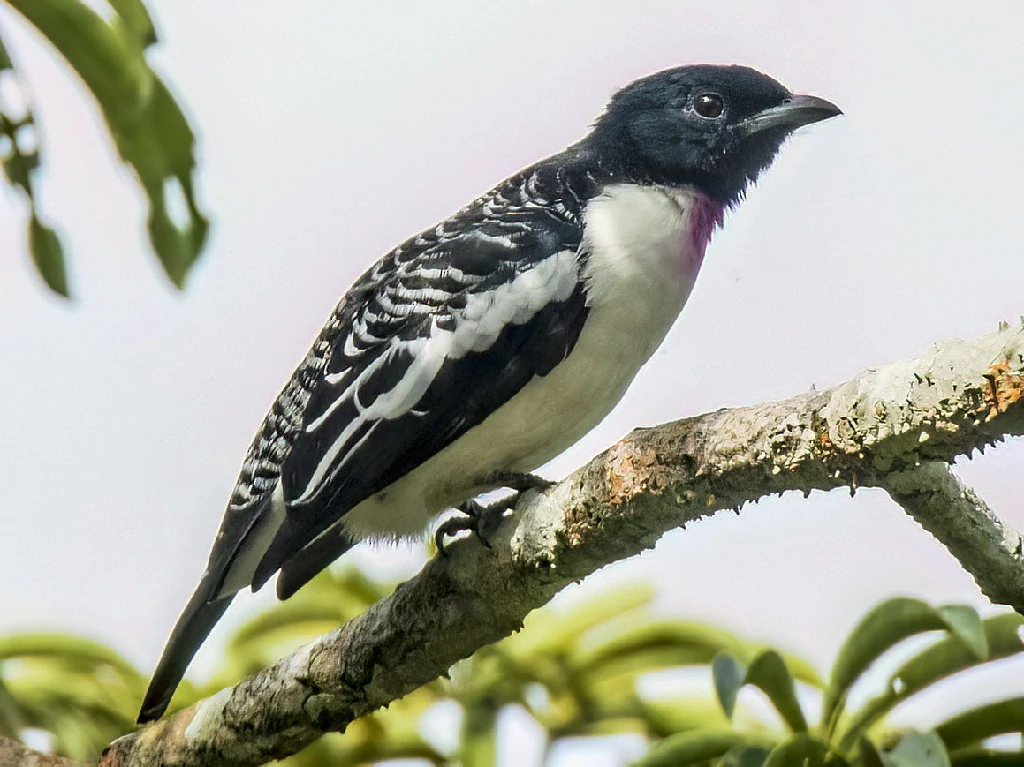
[694,93,725,119]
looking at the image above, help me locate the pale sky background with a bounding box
[2,2,1023,764]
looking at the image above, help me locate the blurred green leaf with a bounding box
[0,108,38,193]
[227,567,393,665]
[116,77,208,288]
[7,684,132,731]
[722,745,771,767]
[6,0,152,117]
[572,619,748,678]
[763,734,837,767]
[887,732,951,767]
[508,583,656,666]
[0,679,26,737]
[0,631,141,760]
[935,698,1024,753]
[558,583,657,639]
[229,601,350,653]
[581,646,722,693]
[641,697,732,738]
[935,607,989,659]
[4,0,208,292]
[858,737,887,767]
[710,650,808,732]
[836,613,1024,751]
[714,652,747,718]
[948,750,1024,767]
[635,730,768,767]
[108,0,157,47]
[28,215,69,296]
[895,613,1020,697]
[0,633,140,679]
[824,599,985,734]
[745,650,808,733]
[296,566,393,609]
[294,713,444,767]
[0,29,11,68]
[458,696,499,767]
[778,651,826,691]
[0,26,71,296]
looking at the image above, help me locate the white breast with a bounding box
[342,184,719,540]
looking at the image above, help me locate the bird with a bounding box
[138,64,841,723]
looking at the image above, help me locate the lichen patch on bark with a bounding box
[606,440,663,507]
[983,359,1024,420]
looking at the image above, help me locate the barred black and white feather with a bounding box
[233,161,594,519]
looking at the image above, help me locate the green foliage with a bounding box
[1,569,1023,765]
[823,599,987,736]
[0,633,144,758]
[712,650,808,733]
[634,731,769,766]
[639,598,1024,767]
[833,612,1024,756]
[0,0,208,296]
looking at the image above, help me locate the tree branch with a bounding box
[882,462,1024,612]
[101,321,1024,767]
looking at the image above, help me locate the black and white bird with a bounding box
[138,64,840,722]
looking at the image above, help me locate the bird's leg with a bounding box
[435,472,555,557]
[486,470,556,493]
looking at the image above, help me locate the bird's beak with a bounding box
[736,94,842,137]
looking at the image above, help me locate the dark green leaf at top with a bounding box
[4,0,209,293]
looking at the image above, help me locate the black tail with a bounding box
[136,585,234,724]
[138,497,279,723]
[276,525,356,600]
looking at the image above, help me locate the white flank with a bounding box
[296,249,579,504]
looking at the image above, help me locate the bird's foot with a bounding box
[435,497,514,557]
[435,472,554,557]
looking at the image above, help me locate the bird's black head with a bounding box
[589,65,841,204]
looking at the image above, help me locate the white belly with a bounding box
[342,183,721,540]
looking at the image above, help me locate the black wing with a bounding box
[254,196,590,589]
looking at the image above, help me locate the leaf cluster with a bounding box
[0,0,207,296]
[2,564,1023,766]
[639,598,1024,767]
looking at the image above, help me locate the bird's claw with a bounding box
[435,473,552,557]
[436,497,513,557]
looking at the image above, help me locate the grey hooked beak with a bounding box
[736,93,842,137]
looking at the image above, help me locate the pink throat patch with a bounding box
[691,194,726,256]
[679,193,725,278]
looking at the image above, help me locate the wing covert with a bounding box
[258,201,589,584]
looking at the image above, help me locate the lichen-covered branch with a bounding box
[101,321,1024,767]
[882,462,1024,612]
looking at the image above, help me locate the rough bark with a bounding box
[882,462,1024,612]
[96,321,1024,767]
